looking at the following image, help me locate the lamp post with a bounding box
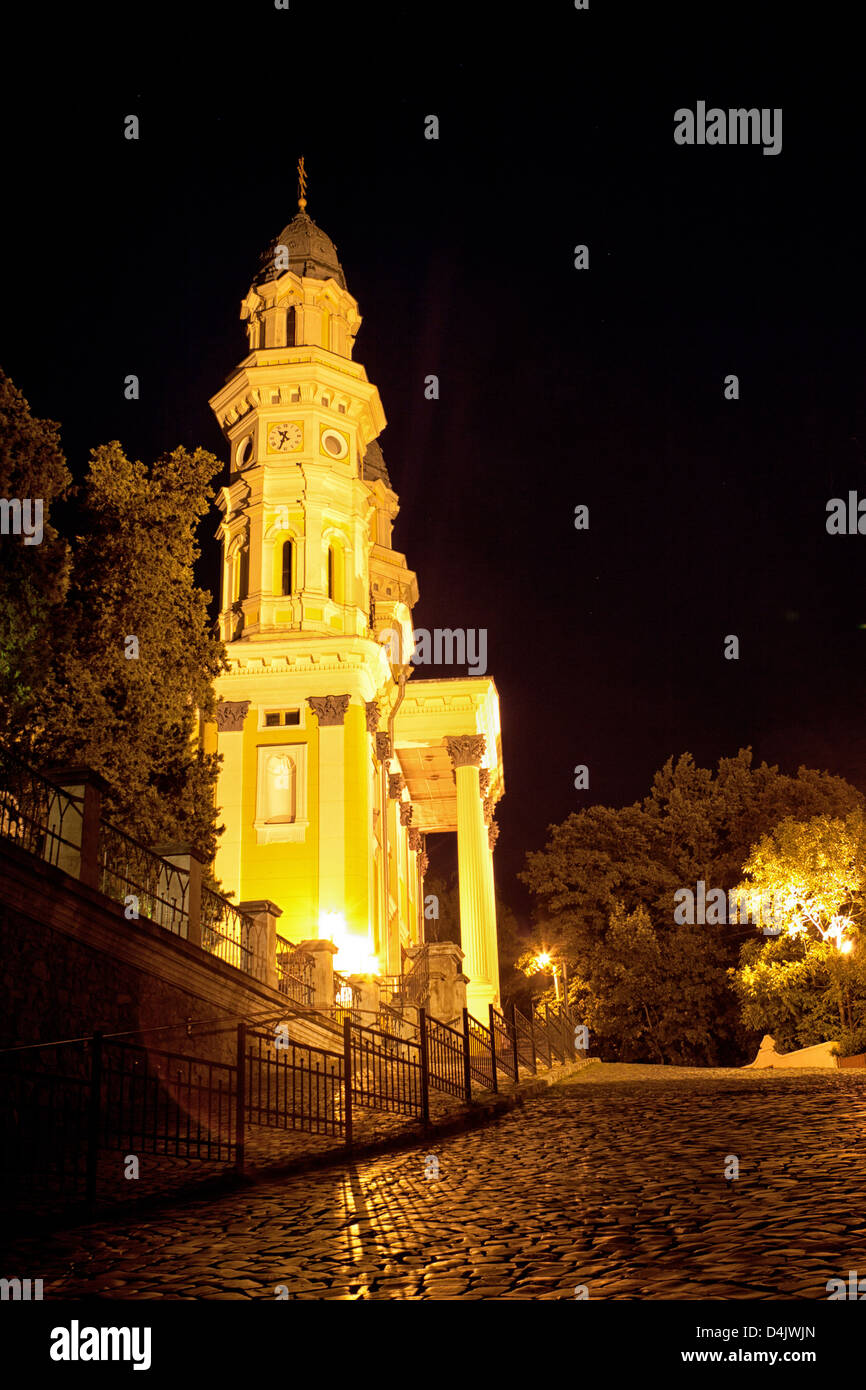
[533,950,562,1002]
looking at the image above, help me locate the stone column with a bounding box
[308,695,350,928]
[446,735,498,1017]
[238,899,283,989]
[296,937,338,1011]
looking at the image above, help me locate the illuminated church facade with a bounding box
[204,174,503,1013]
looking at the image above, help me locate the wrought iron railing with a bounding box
[101,1037,236,1161]
[543,1005,565,1064]
[349,1021,425,1118]
[275,939,315,1007]
[377,974,404,1006]
[489,1005,518,1081]
[97,820,189,936]
[0,749,83,876]
[513,1006,538,1074]
[200,887,253,974]
[464,1010,496,1090]
[333,971,360,1025]
[244,1028,343,1137]
[426,1014,467,1099]
[404,949,430,1007]
[377,1001,409,1041]
[0,1004,584,1208]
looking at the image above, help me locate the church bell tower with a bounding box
[207,161,419,973]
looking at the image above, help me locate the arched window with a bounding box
[238,547,249,601]
[286,307,296,347]
[327,545,335,600]
[281,539,293,596]
[265,753,295,823]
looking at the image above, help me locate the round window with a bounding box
[322,430,347,459]
[235,435,253,469]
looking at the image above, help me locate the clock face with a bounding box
[268,422,302,453]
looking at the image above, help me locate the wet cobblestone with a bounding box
[5,1065,866,1300]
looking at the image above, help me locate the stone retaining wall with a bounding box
[0,838,338,1063]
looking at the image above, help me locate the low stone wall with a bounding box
[0,838,338,1064]
[745,1034,839,1070]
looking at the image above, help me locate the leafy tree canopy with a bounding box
[0,369,71,747]
[23,436,227,858]
[521,749,864,1063]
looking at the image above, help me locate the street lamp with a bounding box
[533,950,565,1002]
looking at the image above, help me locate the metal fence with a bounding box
[0,751,83,876]
[100,1036,236,1162]
[98,821,189,937]
[244,1026,343,1140]
[0,1040,90,1199]
[403,951,430,1008]
[200,887,253,974]
[0,751,257,979]
[275,939,315,1008]
[426,1013,468,1099]
[512,1006,538,1073]
[348,1019,427,1120]
[377,952,431,1012]
[0,1031,239,1210]
[464,1008,497,1091]
[0,1006,580,1210]
[333,971,360,1025]
[489,1005,518,1081]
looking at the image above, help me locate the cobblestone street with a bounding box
[8,1066,866,1300]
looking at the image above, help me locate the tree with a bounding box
[522,749,864,1063]
[732,810,866,947]
[34,441,226,859]
[730,810,866,1052]
[0,370,71,750]
[732,934,866,1054]
[577,905,732,1064]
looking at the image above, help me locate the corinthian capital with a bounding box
[399,802,414,827]
[488,822,500,851]
[446,734,486,769]
[388,773,406,799]
[365,700,380,734]
[408,828,423,852]
[215,700,250,733]
[479,769,491,796]
[375,732,392,762]
[307,694,351,727]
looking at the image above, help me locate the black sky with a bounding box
[3,3,865,923]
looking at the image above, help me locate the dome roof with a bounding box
[255,210,347,290]
[363,439,391,487]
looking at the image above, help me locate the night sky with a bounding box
[3,3,864,923]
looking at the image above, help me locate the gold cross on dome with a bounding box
[297,156,307,212]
